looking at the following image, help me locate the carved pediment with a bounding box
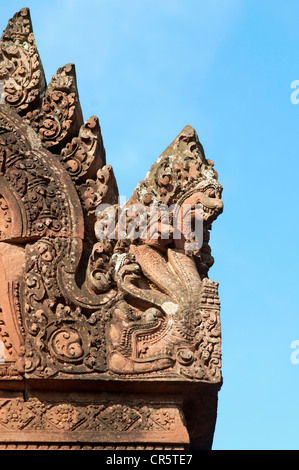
[0,8,223,388]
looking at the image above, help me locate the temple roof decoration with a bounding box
[0,8,223,450]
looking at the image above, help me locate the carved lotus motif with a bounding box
[44,404,85,431]
[99,405,142,432]
[0,399,34,430]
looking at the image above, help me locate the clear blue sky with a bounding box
[2,0,299,450]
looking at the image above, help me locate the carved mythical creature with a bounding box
[99,125,224,380]
[0,8,223,384]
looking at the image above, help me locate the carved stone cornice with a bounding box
[0,393,191,450]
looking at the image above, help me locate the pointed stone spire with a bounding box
[61,115,106,183]
[0,7,46,115]
[129,125,218,206]
[26,63,84,152]
[0,8,108,190]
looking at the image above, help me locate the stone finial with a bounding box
[0,8,46,115]
[26,63,84,152]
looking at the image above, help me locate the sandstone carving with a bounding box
[0,8,223,450]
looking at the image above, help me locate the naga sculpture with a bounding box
[0,8,223,450]
[103,125,223,379]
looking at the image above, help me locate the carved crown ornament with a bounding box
[0,7,223,387]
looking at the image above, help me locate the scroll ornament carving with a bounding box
[0,108,223,382]
[23,238,111,377]
[0,8,104,188]
[0,8,46,115]
[0,118,68,239]
[61,115,106,183]
[26,63,83,153]
[0,8,223,386]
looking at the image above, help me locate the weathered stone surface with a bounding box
[0,392,189,449]
[26,63,83,153]
[104,125,223,380]
[0,8,46,115]
[0,8,224,450]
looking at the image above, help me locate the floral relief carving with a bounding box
[0,8,46,115]
[0,8,223,387]
[0,397,182,437]
[0,399,34,430]
[43,404,86,431]
[99,405,143,432]
[0,110,223,383]
[0,7,223,450]
[26,63,83,153]
[60,115,106,183]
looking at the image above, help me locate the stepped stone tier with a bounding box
[0,8,223,450]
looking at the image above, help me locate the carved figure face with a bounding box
[180,180,223,226]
